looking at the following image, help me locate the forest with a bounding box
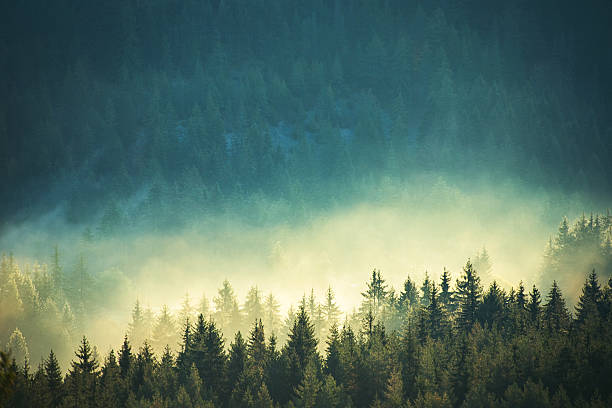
[1,213,612,407]
[1,0,611,229]
[2,0,612,407]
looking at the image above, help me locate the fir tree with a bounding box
[455,260,482,332]
[527,285,542,327]
[285,305,318,395]
[575,269,603,324]
[543,281,570,333]
[44,350,63,408]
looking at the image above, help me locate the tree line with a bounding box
[2,260,612,407]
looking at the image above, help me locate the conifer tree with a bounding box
[455,260,482,332]
[527,285,541,327]
[44,350,63,408]
[152,304,177,353]
[361,269,388,319]
[420,271,433,307]
[294,360,320,408]
[227,332,247,396]
[285,306,318,395]
[439,267,453,310]
[263,293,281,336]
[543,281,570,333]
[323,287,341,333]
[118,335,132,379]
[324,324,341,381]
[575,269,603,324]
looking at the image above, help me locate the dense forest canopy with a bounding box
[1,0,611,227]
[1,0,612,406]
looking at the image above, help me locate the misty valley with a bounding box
[1,0,612,407]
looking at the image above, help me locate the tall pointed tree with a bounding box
[455,260,482,332]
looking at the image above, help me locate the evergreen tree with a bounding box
[294,360,320,408]
[439,267,453,310]
[151,304,177,353]
[323,287,341,333]
[420,271,433,307]
[128,299,147,347]
[575,269,603,324]
[543,281,570,333]
[6,328,29,368]
[426,283,446,340]
[455,260,482,332]
[243,286,264,328]
[118,335,132,379]
[527,285,542,327]
[263,293,281,336]
[71,336,99,375]
[324,324,341,381]
[44,350,63,408]
[479,281,505,328]
[285,306,318,395]
[227,332,247,397]
[361,269,388,319]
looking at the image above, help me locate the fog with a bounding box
[1,174,603,364]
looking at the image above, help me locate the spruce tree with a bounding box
[575,269,603,324]
[118,335,131,379]
[455,260,482,332]
[439,268,453,310]
[543,281,570,333]
[227,332,247,395]
[285,305,318,395]
[44,350,63,408]
[527,285,542,327]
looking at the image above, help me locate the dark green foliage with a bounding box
[528,285,542,327]
[285,306,318,398]
[455,260,482,332]
[2,265,612,408]
[543,281,570,333]
[44,350,63,407]
[575,270,603,325]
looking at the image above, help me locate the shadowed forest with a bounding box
[1,0,612,407]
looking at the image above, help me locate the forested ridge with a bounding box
[1,0,612,228]
[1,212,612,407]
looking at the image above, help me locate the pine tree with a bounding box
[527,285,541,327]
[6,328,29,368]
[384,367,404,408]
[71,336,99,375]
[294,360,320,408]
[44,350,63,408]
[285,306,318,395]
[324,324,341,381]
[214,279,241,336]
[479,281,505,328]
[227,332,247,396]
[179,292,195,329]
[439,268,453,310]
[361,269,388,319]
[118,335,132,379]
[543,281,570,333]
[455,260,482,332]
[263,293,281,336]
[151,304,177,353]
[575,269,603,325]
[323,287,341,333]
[128,299,147,348]
[420,271,433,307]
[244,286,264,328]
[247,319,267,368]
[426,283,446,339]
